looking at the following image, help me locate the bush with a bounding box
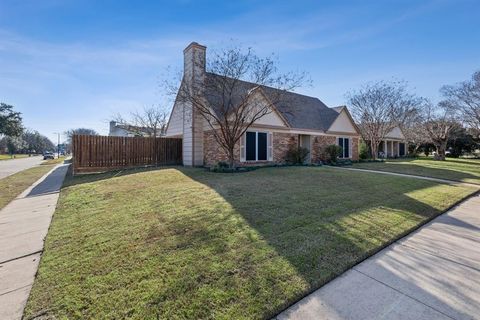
[359,141,369,160]
[209,166,252,173]
[334,159,353,166]
[217,161,229,168]
[285,146,310,165]
[324,144,342,163]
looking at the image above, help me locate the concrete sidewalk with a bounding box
[0,164,69,320]
[277,192,480,320]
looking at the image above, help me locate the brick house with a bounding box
[165,42,361,167]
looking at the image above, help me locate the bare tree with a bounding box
[346,80,423,160]
[169,44,308,168]
[113,105,169,137]
[65,128,98,141]
[398,103,429,155]
[423,101,459,161]
[404,122,430,155]
[441,70,480,137]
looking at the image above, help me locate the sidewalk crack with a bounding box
[0,250,42,265]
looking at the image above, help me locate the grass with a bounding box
[354,157,480,184]
[41,156,66,165]
[0,164,57,210]
[0,154,32,160]
[24,166,478,319]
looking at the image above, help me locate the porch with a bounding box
[379,140,406,158]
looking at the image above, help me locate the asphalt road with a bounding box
[0,156,43,180]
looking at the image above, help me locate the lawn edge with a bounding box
[21,163,70,320]
[271,187,480,319]
[351,164,480,186]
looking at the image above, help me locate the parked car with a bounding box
[43,152,55,160]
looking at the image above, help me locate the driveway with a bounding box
[277,192,480,320]
[0,156,43,179]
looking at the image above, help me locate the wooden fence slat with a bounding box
[72,134,182,174]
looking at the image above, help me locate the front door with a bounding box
[299,135,311,164]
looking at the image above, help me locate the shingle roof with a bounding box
[115,124,154,135]
[204,72,342,132]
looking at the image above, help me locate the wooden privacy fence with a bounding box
[72,135,182,174]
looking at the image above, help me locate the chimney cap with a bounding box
[184,42,206,53]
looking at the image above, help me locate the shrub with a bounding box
[359,141,369,160]
[335,159,353,166]
[285,146,310,164]
[217,161,229,168]
[324,144,342,163]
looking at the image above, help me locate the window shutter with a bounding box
[345,138,350,158]
[267,132,273,161]
[240,133,246,162]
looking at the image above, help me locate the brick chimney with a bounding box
[183,42,206,92]
[109,120,116,136]
[182,42,206,166]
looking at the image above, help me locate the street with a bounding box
[0,156,43,180]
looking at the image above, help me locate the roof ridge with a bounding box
[205,72,323,102]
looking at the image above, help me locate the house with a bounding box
[378,126,407,158]
[165,42,362,167]
[109,121,156,137]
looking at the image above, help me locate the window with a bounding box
[399,143,405,156]
[338,137,350,158]
[246,132,257,161]
[242,131,272,161]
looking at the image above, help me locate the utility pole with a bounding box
[53,132,60,158]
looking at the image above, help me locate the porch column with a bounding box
[384,140,387,158]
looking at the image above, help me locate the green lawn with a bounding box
[25,166,478,319]
[354,157,480,184]
[0,165,57,210]
[41,156,66,166]
[0,154,31,160]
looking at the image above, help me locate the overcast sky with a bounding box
[1,0,479,143]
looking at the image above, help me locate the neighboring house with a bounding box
[165,42,362,167]
[377,126,407,158]
[109,121,155,137]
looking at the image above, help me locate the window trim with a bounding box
[338,136,351,159]
[242,130,271,162]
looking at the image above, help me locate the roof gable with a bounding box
[327,107,360,134]
[250,90,288,127]
[386,126,405,139]
[203,72,340,131]
[328,110,357,134]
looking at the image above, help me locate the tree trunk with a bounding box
[434,141,447,161]
[413,145,420,155]
[371,142,378,160]
[228,147,235,169]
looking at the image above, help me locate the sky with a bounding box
[1,0,479,143]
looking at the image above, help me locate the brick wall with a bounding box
[311,135,336,163]
[203,130,359,166]
[351,137,359,161]
[203,130,240,167]
[273,132,298,163]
